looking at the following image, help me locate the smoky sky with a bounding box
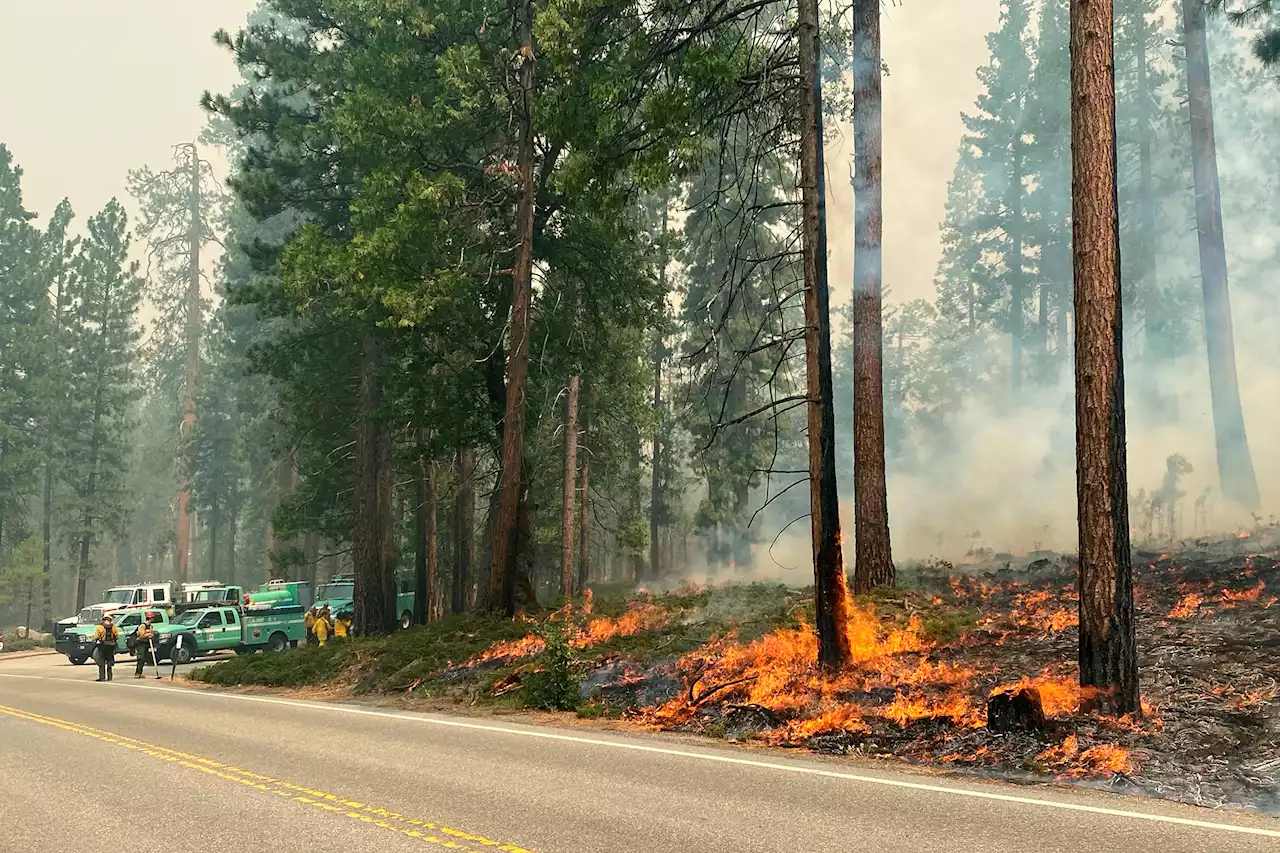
[0,0,994,306]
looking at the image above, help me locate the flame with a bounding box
[467,598,670,666]
[1034,735,1135,777]
[1220,580,1266,604]
[1166,593,1204,619]
[989,674,1080,717]
[643,600,979,739]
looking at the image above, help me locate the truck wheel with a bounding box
[171,644,195,665]
[267,632,288,653]
[68,655,87,666]
[400,611,413,630]
[234,647,253,656]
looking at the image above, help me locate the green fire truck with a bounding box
[152,581,311,664]
[314,573,417,629]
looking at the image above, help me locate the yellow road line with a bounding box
[0,704,538,853]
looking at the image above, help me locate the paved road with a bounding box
[2,653,1278,853]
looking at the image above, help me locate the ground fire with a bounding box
[458,530,1280,810]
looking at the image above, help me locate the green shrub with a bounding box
[520,620,581,711]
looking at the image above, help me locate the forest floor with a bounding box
[191,528,1280,814]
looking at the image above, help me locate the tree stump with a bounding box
[987,686,1047,733]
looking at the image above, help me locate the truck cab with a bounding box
[52,583,174,643]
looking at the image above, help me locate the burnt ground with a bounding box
[192,529,1280,814]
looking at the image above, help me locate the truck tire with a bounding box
[68,655,87,666]
[267,632,288,653]
[171,643,195,665]
[400,611,413,630]
[234,647,253,656]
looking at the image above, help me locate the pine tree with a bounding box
[62,200,144,610]
[128,144,223,585]
[963,0,1036,397]
[37,199,76,626]
[1024,0,1072,378]
[0,146,43,554]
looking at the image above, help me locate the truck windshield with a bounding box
[192,589,229,602]
[77,608,103,623]
[318,583,354,601]
[173,611,204,626]
[100,589,134,604]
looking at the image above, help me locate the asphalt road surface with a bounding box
[2,652,1278,853]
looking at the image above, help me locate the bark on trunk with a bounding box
[427,458,438,621]
[453,448,475,613]
[799,0,852,669]
[209,496,220,579]
[1136,21,1159,354]
[229,514,238,588]
[650,201,668,581]
[1181,0,1261,510]
[415,450,429,626]
[487,0,537,615]
[1070,0,1140,716]
[354,333,396,635]
[578,447,590,594]
[263,514,274,583]
[175,142,202,587]
[561,375,580,599]
[1009,149,1025,396]
[850,0,894,594]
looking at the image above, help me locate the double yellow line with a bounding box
[0,704,538,853]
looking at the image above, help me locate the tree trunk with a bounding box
[850,0,895,595]
[415,450,429,626]
[1070,0,1140,716]
[263,514,274,583]
[487,0,537,615]
[427,458,438,621]
[453,448,475,613]
[650,201,668,581]
[799,0,852,669]
[229,513,238,587]
[41,451,54,629]
[1136,21,1159,355]
[561,375,580,599]
[354,333,396,635]
[1009,150,1025,397]
[175,142,202,588]
[578,434,591,595]
[209,496,220,579]
[1181,0,1260,510]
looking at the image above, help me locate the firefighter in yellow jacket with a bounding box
[333,612,352,639]
[93,615,120,682]
[313,608,331,646]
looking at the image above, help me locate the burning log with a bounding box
[987,686,1047,733]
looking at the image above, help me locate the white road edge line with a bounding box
[4,672,1279,838]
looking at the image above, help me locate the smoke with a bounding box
[673,4,1280,582]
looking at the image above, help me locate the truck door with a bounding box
[196,611,224,646]
[224,609,243,645]
[133,588,146,606]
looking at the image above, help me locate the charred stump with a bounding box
[987,687,1047,733]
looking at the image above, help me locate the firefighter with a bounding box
[304,607,316,644]
[133,612,157,678]
[313,608,331,647]
[333,611,352,640]
[93,615,120,682]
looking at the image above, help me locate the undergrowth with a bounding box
[187,582,973,705]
